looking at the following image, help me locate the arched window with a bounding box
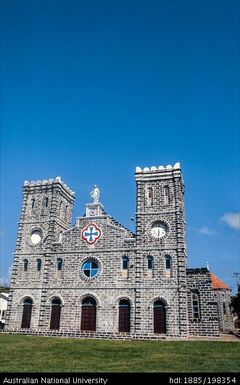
[36,258,42,272]
[57,258,63,271]
[81,297,96,331]
[59,232,63,243]
[119,299,130,332]
[165,255,171,270]
[44,197,49,208]
[147,256,153,270]
[50,298,61,330]
[147,187,153,206]
[192,292,200,320]
[59,201,63,215]
[122,256,129,270]
[164,186,170,205]
[21,297,33,329]
[23,259,28,272]
[31,198,35,213]
[64,205,68,220]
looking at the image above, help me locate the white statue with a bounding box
[90,185,100,203]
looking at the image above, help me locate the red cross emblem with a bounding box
[81,223,102,245]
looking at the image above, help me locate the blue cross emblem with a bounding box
[82,223,102,244]
[84,226,98,242]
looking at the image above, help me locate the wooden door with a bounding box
[21,299,32,329]
[50,303,61,330]
[81,306,96,331]
[154,301,166,334]
[119,300,130,332]
[81,297,96,331]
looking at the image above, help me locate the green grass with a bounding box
[0,334,239,372]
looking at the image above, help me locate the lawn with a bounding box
[0,334,239,372]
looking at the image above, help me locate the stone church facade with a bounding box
[5,163,232,338]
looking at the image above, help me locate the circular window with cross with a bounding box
[80,257,102,281]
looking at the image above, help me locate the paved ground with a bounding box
[166,333,240,342]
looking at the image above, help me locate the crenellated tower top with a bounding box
[23,176,75,197]
[135,162,181,174]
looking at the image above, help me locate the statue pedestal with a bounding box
[85,202,104,218]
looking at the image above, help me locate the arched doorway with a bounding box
[119,299,130,332]
[21,297,33,329]
[50,298,61,330]
[154,300,166,334]
[81,297,96,331]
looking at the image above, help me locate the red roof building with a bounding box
[210,273,230,290]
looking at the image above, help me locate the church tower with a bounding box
[135,163,188,336]
[15,177,75,252]
[6,177,75,330]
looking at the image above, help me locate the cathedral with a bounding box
[5,163,233,338]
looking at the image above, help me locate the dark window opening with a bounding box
[57,258,63,271]
[23,259,28,272]
[165,255,171,269]
[147,256,153,270]
[122,256,129,270]
[82,297,96,307]
[36,258,42,272]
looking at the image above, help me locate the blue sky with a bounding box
[1,0,239,292]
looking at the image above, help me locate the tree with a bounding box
[230,286,240,318]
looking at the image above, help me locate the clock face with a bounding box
[30,230,42,245]
[151,222,167,239]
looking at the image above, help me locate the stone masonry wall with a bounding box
[187,268,219,336]
[213,289,233,333]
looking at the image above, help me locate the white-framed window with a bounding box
[164,186,170,205]
[147,187,153,206]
